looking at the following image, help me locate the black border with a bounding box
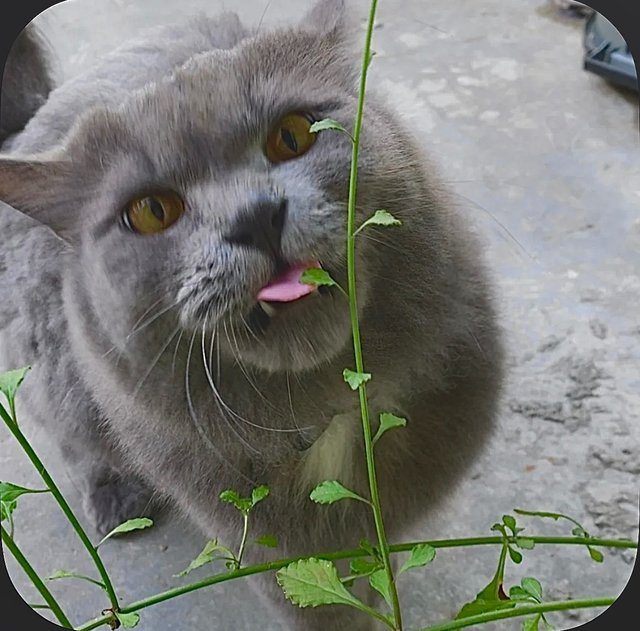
[0,1,638,630]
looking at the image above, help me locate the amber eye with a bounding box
[265,113,317,163]
[123,192,185,235]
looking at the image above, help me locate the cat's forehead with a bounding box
[132,28,352,135]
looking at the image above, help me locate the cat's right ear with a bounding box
[302,0,350,37]
[0,157,83,242]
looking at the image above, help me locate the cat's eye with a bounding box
[265,113,317,163]
[123,192,185,235]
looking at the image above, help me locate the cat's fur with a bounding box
[0,2,504,629]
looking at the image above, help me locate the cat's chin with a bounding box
[229,291,352,373]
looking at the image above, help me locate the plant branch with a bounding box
[74,534,637,630]
[420,597,616,631]
[344,0,403,629]
[1,525,73,628]
[1,410,119,609]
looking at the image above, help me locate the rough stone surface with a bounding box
[1,1,638,630]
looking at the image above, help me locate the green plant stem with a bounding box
[1,412,119,610]
[1,525,73,628]
[74,534,636,631]
[345,1,403,629]
[237,513,249,568]
[420,598,616,631]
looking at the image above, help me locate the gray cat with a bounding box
[0,2,503,629]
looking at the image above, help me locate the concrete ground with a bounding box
[1,0,638,629]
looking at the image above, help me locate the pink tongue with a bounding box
[257,261,321,303]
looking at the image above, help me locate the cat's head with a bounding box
[0,0,418,373]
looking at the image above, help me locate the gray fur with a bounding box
[0,23,53,145]
[0,2,503,629]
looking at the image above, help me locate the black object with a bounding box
[583,11,638,91]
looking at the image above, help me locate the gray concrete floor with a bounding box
[2,1,638,630]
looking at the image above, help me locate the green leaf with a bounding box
[398,543,436,575]
[219,490,252,513]
[359,539,379,560]
[1,499,17,522]
[588,546,604,563]
[276,558,368,609]
[309,118,349,136]
[46,570,106,590]
[342,369,371,390]
[96,517,153,547]
[0,367,30,406]
[521,577,543,601]
[349,558,382,576]
[522,614,541,631]
[0,482,49,521]
[310,480,368,505]
[503,515,517,533]
[373,413,407,445]
[250,485,270,508]
[115,611,140,628]
[176,539,233,577]
[516,537,536,550]
[509,586,534,602]
[456,545,513,619]
[300,268,338,289]
[357,210,402,235]
[508,546,523,564]
[369,570,393,609]
[255,534,278,548]
[572,526,588,538]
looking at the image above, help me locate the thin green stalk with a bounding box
[1,411,119,609]
[345,0,403,628]
[420,597,616,631]
[236,513,249,568]
[75,534,635,631]
[1,525,73,628]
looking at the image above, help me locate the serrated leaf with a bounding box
[588,546,604,563]
[251,485,270,508]
[399,544,436,575]
[310,480,368,505]
[309,118,349,136]
[0,367,30,405]
[357,210,402,235]
[503,515,517,533]
[220,490,252,513]
[508,546,523,564]
[115,611,140,628]
[342,369,371,390]
[96,517,153,547]
[369,570,393,609]
[522,614,541,631]
[255,534,278,548]
[522,577,543,601]
[300,267,338,289]
[516,537,536,550]
[373,413,407,445]
[276,558,367,609]
[176,539,232,577]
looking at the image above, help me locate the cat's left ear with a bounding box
[0,156,85,242]
[301,0,351,37]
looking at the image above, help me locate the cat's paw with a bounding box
[83,472,155,536]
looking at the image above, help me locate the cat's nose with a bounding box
[224,195,288,256]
